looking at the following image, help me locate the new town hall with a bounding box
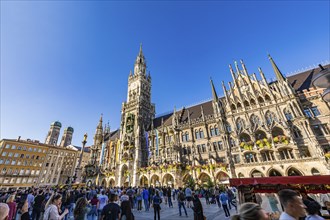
[84,46,330,188]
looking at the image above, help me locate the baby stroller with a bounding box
[210,195,217,204]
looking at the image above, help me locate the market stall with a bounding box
[230,175,330,219]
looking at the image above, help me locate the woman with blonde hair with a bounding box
[6,194,16,220]
[231,202,269,220]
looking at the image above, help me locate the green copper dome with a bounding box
[51,121,62,127]
[66,126,74,133]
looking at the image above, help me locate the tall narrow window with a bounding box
[214,126,219,136]
[200,129,204,139]
[210,127,215,137]
[195,130,200,140]
[304,108,313,118]
[284,109,293,121]
[312,125,324,136]
[311,107,321,116]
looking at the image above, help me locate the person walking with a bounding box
[88,194,99,220]
[178,188,188,217]
[167,187,173,208]
[220,190,230,218]
[120,200,134,220]
[214,188,221,208]
[191,194,204,220]
[152,191,162,220]
[74,197,89,220]
[142,188,149,212]
[226,187,236,210]
[185,187,193,208]
[98,191,109,218]
[100,194,121,220]
[31,190,45,220]
[6,195,16,220]
[136,188,142,212]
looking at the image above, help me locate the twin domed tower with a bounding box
[45,121,74,147]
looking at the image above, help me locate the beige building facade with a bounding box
[86,47,330,188]
[0,122,79,189]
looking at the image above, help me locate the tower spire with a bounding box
[98,114,103,129]
[139,43,143,56]
[240,59,249,76]
[210,78,218,102]
[229,64,236,81]
[134,44,146,75]
[268,54,286,82]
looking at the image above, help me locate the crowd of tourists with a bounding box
[0,185,329,220]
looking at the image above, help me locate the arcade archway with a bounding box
[162,173,174,187]
[121,165,129,187]
[109,178,115,187]
[198,172,211,186]
[150,174,160,187]
[140,175,148,187]
[215,171,229,184]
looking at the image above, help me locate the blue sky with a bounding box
[1,1,329,147]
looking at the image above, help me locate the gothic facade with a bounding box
[85,46,330,188]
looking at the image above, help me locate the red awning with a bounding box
[230,175,330,187]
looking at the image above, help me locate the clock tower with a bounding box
[118,44,155,187]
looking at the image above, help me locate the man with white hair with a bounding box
[0,203,9,220]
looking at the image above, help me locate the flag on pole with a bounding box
[145,131,151,158]
[99,142,106,166]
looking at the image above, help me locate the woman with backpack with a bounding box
[152,191,162,220]
[43,194,68,220]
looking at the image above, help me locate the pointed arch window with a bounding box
[265,94,271,101]
[236,118,245,131]
[284,109,293,121]
[226,123,232,132]
[237,102,242,109]
[244,100,250,107]
[250,99,256,106]
[265,111,277,126]
[258,96,264,103]
[250,114,261,128]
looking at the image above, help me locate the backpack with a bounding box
[179,192,185,201]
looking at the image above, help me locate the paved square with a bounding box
[132,199,237,220]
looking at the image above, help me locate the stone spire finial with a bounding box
[210,78,218,103]
[268,54,286,82]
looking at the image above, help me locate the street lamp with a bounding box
[312,64,330,102]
